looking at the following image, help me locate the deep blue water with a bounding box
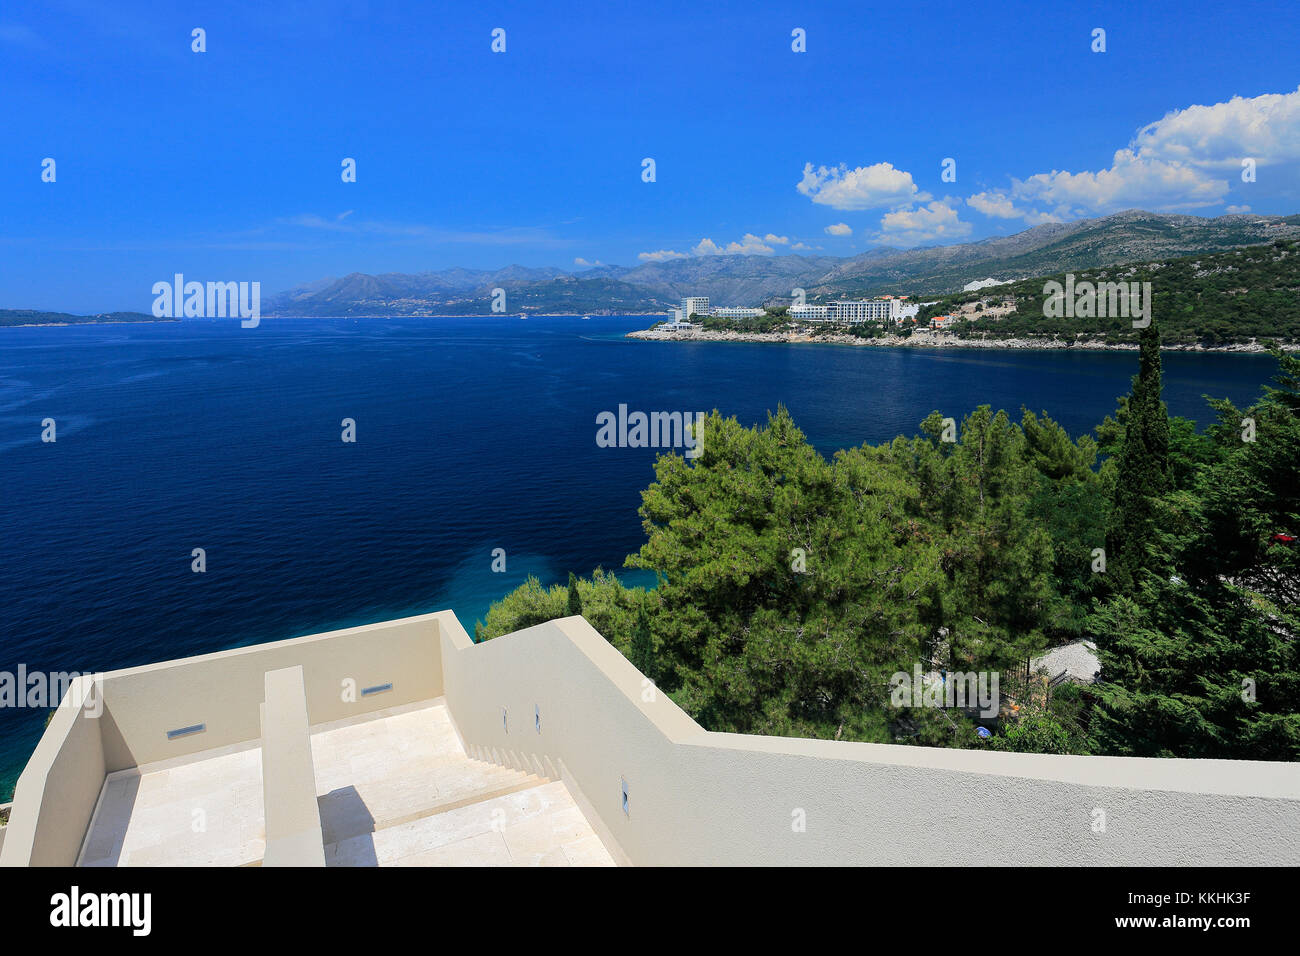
[0,316,1280,797]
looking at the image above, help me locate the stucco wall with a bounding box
[0,676,106,867]
[98,613,443,771]
[440,614,1300,866]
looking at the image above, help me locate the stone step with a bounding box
[369,774,547,834]
[318,770,547,845]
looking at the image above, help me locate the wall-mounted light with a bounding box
[535,704,541,734]
[502,707,508,733]
[166,723,205,740]
[621,777,629,817]
[361,682,392,697]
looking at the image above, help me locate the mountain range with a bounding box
[265,210,1300,317]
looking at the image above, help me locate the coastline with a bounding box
[625,326,1290,353]
[1,319,180,328]
[259,312,668,319]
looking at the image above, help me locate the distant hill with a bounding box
[0,310,167,327]
[269,270,674,316]
[265,210,1300,317]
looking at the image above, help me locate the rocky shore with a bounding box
[626,326,1287,353]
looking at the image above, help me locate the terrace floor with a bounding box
[78,699,614,867]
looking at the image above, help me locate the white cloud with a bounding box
[824,222,852,236]
[693,233,775,256]
[1224,204,1252,214]
[574,256,603,267]
[1010,151,1228,214]
[0,23,50,50]
[966,191,1061,225]
[272,215,570,246]
[797,162,930,210]
[967,87,1300,224]
[280,213,350,231]
[637,231,807,261]
[1132,87,1300,170]
[878,200,972,246]
[967,192,1021,219]
[792,242,811,250]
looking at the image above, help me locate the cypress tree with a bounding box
[630,604,656,680]
[566,572,584,617]
[1105,322,1171,591]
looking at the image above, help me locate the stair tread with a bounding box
[319,768,551,844]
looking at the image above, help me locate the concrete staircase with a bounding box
[318,755,548,847]
[313,703,613,866]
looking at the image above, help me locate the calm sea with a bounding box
[0,316,1279,796]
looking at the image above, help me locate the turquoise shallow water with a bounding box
[0,315,1278,798]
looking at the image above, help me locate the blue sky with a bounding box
[2,0,1298,312]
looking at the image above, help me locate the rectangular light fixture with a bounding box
[166,723,205,740]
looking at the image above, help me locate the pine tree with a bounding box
[1091,345,1300,759]
[566,572,583,617]
[1192,344,1300,614]
[1090,571,1300,759]
[1105,322,1172,592]
[630,604,656,680]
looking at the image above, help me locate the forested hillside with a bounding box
[918,239,1300,344]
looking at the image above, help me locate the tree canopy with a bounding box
[477,344,1299,760]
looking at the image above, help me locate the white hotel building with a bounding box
[670,298,761,323]
[833,299,896,324]
[681,297,710,321]
[669,296,918,326]
[710,307,765,319]
[789,303,831,321]
[791,298,907,325]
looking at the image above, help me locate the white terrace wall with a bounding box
[0,676,105,867]
[438,613,1300,866]
[4,610,1299,867]
[97,613,443,771]
[1,614,444,866]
